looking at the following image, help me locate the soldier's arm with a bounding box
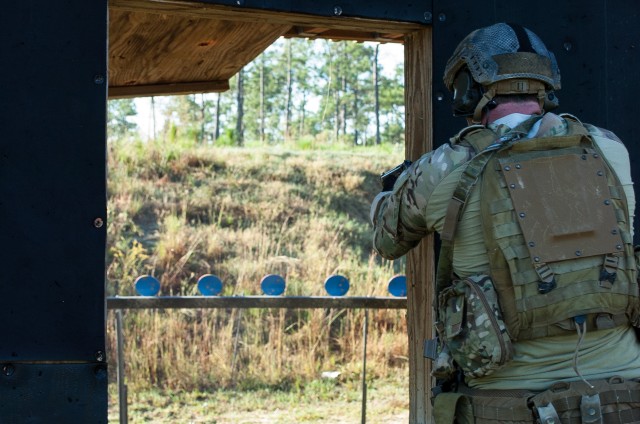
[371,143,474,259]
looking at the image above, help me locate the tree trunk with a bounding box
[285,39,293,141]
[353,82,359,146]
[236,69,245,146]
[341,76,347,139]
[260,56,265,144]
[151,96,156,141]
[374,44,381,145]
[334,60,340,143]
[214,93,221,142]
[199,93,205,144]
[299,92,306,137]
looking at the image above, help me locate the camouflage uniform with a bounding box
[371,112,640,391]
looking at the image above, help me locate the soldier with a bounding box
[371,23,640,422]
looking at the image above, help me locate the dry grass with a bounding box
[106,138,408,399]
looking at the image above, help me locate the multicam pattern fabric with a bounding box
[371,112,640,390]
[437,275,513,378]
[371,112,634,261]
[372,141,474,260]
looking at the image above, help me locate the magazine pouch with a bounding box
[436,275,514,378]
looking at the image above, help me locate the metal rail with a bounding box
[106,295,407,310]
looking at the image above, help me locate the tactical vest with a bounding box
[439,115,639,342]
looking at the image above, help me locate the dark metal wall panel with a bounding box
[0,0,107,419]
[432,0,640,243]
[0,363,107,424]
[204,0,433,24]
[0,1,107,362]
[0,0,107,423]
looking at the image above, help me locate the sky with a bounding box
[133,41,405,138]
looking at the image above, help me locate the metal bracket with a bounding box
[536,403,561,424]
[580,393,603,424]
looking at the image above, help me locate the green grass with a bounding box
[108,372,408,423]
[106,138,408,419]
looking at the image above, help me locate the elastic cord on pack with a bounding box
[572,316,594,389]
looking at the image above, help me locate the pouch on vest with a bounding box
[436,275,514,378]
[433,392,473,424]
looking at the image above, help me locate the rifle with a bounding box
[380,160,412,191]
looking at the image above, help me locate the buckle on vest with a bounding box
[580,393,603,424]
[535,263,557,294]
[536,403,560,424]
[599,254,619,289]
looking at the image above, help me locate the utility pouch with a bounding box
[436,275,513,378]
[433,392,473,424]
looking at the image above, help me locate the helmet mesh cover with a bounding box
[444,23,561,91]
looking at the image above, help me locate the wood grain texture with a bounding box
[109,80,230,98]
[109,8,288,90]
[404,27,434,424]
[110,0,423,34]
[108,0,425,96]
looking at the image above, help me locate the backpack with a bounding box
[434,115,639,376]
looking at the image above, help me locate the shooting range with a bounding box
[2,0,638,422]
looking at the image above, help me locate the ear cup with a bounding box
[543,90,559,111]
[451,69,483,117]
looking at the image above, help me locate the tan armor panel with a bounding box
[500,152,623,263]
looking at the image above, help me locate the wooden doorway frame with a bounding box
[108,2,435,420]
[405,28,434,423]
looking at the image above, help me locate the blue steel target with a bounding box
[134,275,161,296]
[387,275,407,297]
[324,274,350,296]
[197,274,223,296]
[260,274,286,296]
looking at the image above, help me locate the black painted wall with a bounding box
[0,1,108,421]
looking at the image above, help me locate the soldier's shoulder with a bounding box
[559,113,623,144]
[449,124,487,146]
[449,124,495,150]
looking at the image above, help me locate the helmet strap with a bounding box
[536,89,547,112]
[472,88,496,123]
[474,80,548,123]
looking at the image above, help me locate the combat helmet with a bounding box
[443,23,561,123]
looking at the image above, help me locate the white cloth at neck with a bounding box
[491,113,542,138]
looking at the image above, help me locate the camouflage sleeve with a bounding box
[371,142,475,259]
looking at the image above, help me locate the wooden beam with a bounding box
[109,8,288,91]
[283,27,405,43]
[108,80,230,98]
[404,27,434,424]
[109,0,424,37]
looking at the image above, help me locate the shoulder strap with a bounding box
[440,128,515,242]
[436,129,512,296]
